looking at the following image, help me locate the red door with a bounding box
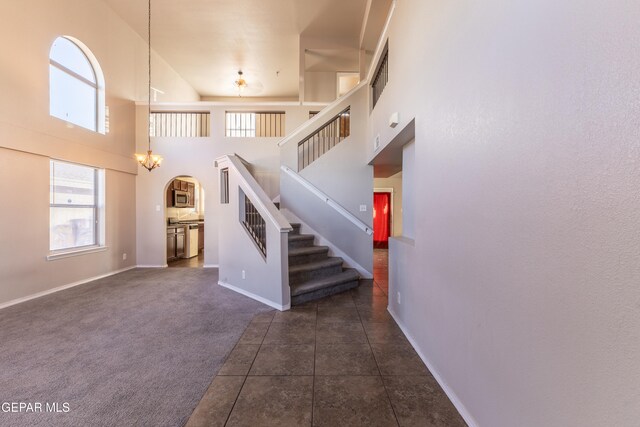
[373,192,391,248]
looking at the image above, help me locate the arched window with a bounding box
[49,36,105,133]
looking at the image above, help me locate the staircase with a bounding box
[287,223,360,305]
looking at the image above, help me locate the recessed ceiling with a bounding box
[103,0,369,99]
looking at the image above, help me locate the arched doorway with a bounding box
[164,175,205,268]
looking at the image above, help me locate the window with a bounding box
[225,111,285,137]
[50,160,104,252]
[220,168,229,204]
[49,37,105,133]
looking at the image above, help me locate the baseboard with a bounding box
[136,264,168,268]
[0,266,137,311]
[218,280,289,311]
[203,264,219,268]
[388,308,480,427]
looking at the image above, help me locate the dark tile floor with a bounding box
[186,249,467,427]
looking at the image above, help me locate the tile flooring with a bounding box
[186,249,467,427]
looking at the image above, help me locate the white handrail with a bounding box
[281,165,373,236]
[215,155,292,233]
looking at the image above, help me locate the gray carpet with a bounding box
[0,268,273,427]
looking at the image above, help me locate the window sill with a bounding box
[47,246,108,261]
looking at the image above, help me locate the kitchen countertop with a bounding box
[167,221,204,229]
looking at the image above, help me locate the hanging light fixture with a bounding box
[136,0,163,171]
[234,70,248,97]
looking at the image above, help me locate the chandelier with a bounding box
[234,70,248,96]
[136,0,163,171]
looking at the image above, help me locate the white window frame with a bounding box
[48,160,106,260]
[49,36,106,134]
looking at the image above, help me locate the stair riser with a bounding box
[288,251,329,266]
[289,264,343,284]
[290,225,301,235]
[291,280,359,305]
[288,238,314,249]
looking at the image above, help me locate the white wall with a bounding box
[400,140,414,239]
[377,1,640,426]
[304,71,337,103]
[0,0,198,306]
[280,86,374,274]
[216,156,291,310]
[135,103,314,267]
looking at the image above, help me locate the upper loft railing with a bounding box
[226,111,285,137]
[298,107,351,171]
[150,111,210,137]
[371,45,389,108]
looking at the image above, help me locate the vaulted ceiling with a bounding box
[104,0,391,99]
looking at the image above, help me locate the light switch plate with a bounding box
[359,205,367,212]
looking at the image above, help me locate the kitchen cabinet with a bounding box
[198,224,204,252]
[167,226,185,261]
[166,179,196,208]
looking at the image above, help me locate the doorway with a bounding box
[373,191,392,249]
[165,176,205,268]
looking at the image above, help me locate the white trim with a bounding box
[281,165,373,235]
[218,281,289,311]
[46,245,108,261]
[387,308,480,427]
[0,266,136,311]
[203,264,219,268]
[136,264,168,268]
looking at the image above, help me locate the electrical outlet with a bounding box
[122,253,127,261]
[242,270,246,279]
[360,204,367,212]
[374,134,380,150]
[397,292,401,305]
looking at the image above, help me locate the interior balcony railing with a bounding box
[371,45,388,109]
[150,111,211,137]
[298,107,351,171]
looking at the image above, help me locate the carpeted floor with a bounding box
[0,268,273,427]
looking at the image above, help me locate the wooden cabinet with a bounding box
[198,224,205,252]
[167,227,185,261]
[166,179,196,208]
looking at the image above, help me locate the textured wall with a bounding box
[376,1,640,426]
